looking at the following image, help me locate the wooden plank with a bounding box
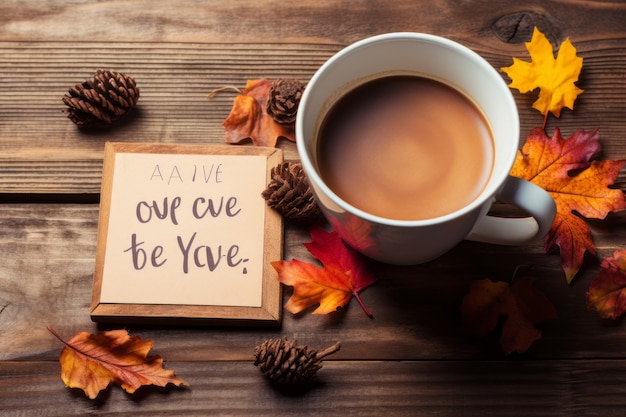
[2,35,626,195]
[3,204,626,362]
[1,359,625,416]
[0,42,333,195]
[2,0,626,45]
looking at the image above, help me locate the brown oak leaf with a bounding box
[222,79,295,147]
[48,327,188,399]
[460,277,557,354]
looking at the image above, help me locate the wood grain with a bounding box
[0,41,331,197]
[2,0,626,45]
[1,37,626,196]
[0,2,625,197]
[2,204,626,363]
[2,360,626,416]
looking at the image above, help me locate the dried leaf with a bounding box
[587,250,626,319]
[271,226,377,316]
[460,277,557,354]
[501,26,583,118]
[510,127,626,282]
[222,79,295,147]
[48,327,188,399]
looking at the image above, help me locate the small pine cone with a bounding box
[254,338,340,384]
[266,79,304,125]
[262,161,322,221]
[62,69,140,129]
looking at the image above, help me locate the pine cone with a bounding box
[254,338,341,384]
[266,79,304,125]
[62,69,140,129]
[262,161,322,221]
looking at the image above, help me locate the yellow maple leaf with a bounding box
[501,27,583,118]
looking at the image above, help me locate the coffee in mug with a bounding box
[317,74,494,221]
[296,33,556,265]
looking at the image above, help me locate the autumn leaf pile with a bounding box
[502,28,626,308]
[461,27,626,353]
[502,28,626,285]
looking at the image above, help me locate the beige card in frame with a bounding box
[91,142,283,325]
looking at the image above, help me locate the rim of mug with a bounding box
[296,32,519,227]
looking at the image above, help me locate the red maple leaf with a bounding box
[271,226,377,317]
[587,250,626,319]
[460,277,557,354]
[510,127,626,282]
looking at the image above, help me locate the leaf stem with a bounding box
[206,86,243,99]
[354,291,374,318]
[511,264,529,284]
[46,325,68,346]
[315,341,341,360]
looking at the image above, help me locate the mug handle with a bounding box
[465,176,556,245]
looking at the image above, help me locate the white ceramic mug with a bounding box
[296,32,556,265]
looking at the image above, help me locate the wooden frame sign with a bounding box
[91,142,283,325]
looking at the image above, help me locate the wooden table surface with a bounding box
[2,1,626,415]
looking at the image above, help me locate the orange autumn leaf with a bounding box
[501,27,583,118]
[511,127,626,282]
[460,277,557,354]
[48,327,188,399]
[271,226,377,317]
[587,250,626,319]
[222,79,294,147]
